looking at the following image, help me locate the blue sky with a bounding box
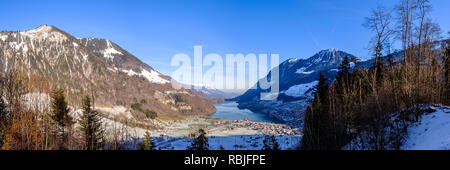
[1,0,449,78]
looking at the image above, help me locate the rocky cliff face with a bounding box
[0,25,215,118]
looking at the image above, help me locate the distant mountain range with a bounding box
[0,25,215,118]
[188,84,241,100]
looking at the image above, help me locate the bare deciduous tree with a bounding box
[395,0,417,100]
[364,5,394,112]
[364,5,395,65]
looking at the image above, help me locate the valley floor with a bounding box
[148,118,302,150]
[95,102,450,150]
[149,118,302,150]
[99,113,302,150]
[153,134,301,150]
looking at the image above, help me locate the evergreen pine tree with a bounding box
[50,88,74,149]
[301,72,332,150]
[301,95,322,150]
[336,56,351,97]
[79,96,104,150]
[316,73,329,110]
[262,135,270,150]
[187,129,209,150]
[139,131,155,150]
[262,135,280,150]
[337,56,351,82]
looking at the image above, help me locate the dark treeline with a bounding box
[302,0,449,150]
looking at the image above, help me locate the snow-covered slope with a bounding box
[344,105,450,150]
[78,38,170,84]
[402,106,450,150]
[281,81,318,98]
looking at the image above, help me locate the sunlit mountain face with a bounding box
[0,25,216,118]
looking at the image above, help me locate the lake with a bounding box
[211,101,274,123]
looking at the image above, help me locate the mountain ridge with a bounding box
[0,25,216,118]
[232,38,449,125]
[232,48,361,124]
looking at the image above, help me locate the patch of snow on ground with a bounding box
[21,93,51,113]
[97,106,134,120]
[102,116,148,139]
[122,68,139,77]
[296,67,314,74]
[107,67,118,73]
[121,68,169,84]
[0,35,7,41]
[282,81,318,98]
[328,69,339,72]
[103,40,122,60]
[140,69,170,84]
[261,92,280,100]
[82,54,88,61]
[402,106,450,150]
[350,62,355,68]
[288,58,299,63]
[9,42,27,52]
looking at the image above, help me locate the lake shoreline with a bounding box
[210,101,282,123]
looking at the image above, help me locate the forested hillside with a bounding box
[301,0,449,150]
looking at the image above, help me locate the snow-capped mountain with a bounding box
[188,84,241,99]
[233,40,449,124]
[78,38,171,84]
[232,48,362,123]
[0,25,215,118]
